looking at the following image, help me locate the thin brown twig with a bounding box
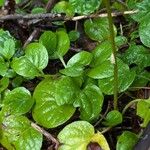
[0,10,138,21]
[31,122,59,149]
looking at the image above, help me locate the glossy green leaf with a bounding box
[53,1,75,17]
[102,110,122,127]
[60,65,84,77]
[60,51,92,77]
[39,31,57,56]
[0,39,15,59]
[0,56,7,76]
[88,60,114,79]
[84,18,117,41]
[51,31,70,59]
[0,77,9,93]
[69,0,102,15]
[98,59,136,95]
[32,78,75,128]
[67,51,92,67]
[58,121,110,150]
[122,45,150,68]
[68,30,80,42]
[0,115,42,150]
[12,43,48,78]
[116,131,138,150]
[131,0,150,22]
[137,99,150,127]
[2,87,34,115]
[55,76,79,105]
[79,85,104,122]
[91,41,112,66]
[139,17,150,47]
[115,36,128,47]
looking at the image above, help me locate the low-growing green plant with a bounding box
[0,0,150,150]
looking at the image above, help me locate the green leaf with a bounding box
[60,51,92,77]
[131,0,150,22]
[2,87,34,115]
[0,115,42,150]
[84,18,117,41]
[0,0,4,6]
[51,31,70,59]
[91,41,112,66]
[32,78,75,128]
[102,110,122,127]
[0,77,9,93]
[79,84,104,122]
[58,121,110,150]
[88,60,114,79]
[115,36,128,47]
[69,0,102,15]
[53,1,75,17]
[122,45,150,68]
[68,30,80,42]
[116,131,138,150]
[67,51,92,67]
[55,76,79,105]
[137,99,150,127]
[31,7,46,14]
[58,121,95,150]
[60,65,84,77]
[12,43,48,78]
[39,31,57,56]
[0,56,7,76]
[98,59,135,95]
[0,39,16,59]
[139,16,150,47]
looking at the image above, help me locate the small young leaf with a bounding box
[102,110,122,127]
[0,77,9,93]
[0,39,16,59]
[32,78,75,128]
[116,131,138,150]
[67,51,92,67]
[69,0,102,15]
[0,115,42,150]
[0,56,7,76]
[12,43,48,78]
[79,84,104,122]
[31,7,46,14]
[53,1,75,17]
[60,51,92,77]
[58,121,110,150]
[39,31,57,56]
[68,30,80,42]
[84,18,117,41]
[137,99,150,127]
[50,31,70,59]
[2,87,34,115]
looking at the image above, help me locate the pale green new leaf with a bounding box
[116,131,138,150]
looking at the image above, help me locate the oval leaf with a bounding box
[32,78,75,128]
[2,87,34,115]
